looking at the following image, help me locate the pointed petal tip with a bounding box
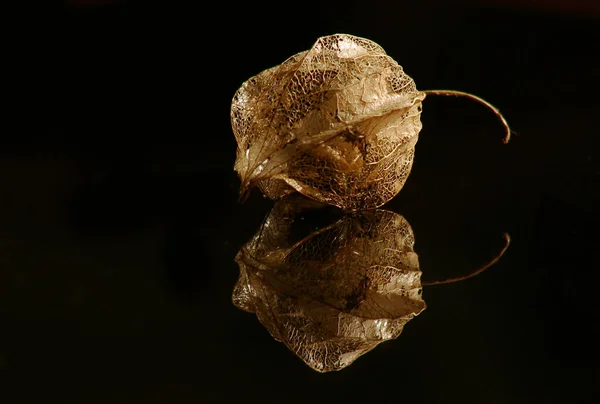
[238,182,251,203]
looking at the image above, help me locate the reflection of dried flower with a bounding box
[231,34,510,210]
[232,197,426,372]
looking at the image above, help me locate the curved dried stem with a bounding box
[422,233,511,286]
[424,90,512,144]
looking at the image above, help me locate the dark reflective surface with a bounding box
[2,1,599,403]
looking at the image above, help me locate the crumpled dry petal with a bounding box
[231,34,425,210]
[232,196,426,372]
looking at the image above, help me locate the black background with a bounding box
[1,1,599,402]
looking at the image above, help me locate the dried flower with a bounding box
[231,34,510,210]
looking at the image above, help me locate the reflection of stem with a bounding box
[423,90,512,144]
[422,233,511,286]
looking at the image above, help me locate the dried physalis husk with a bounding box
[231,34,510,210]
[233,196,426,372]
